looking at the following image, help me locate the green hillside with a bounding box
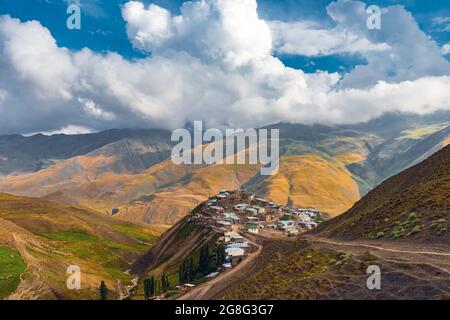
[0,193,160,299]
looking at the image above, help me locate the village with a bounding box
[150,189,325,299]
[196,189,323,237]
[173,190,324,296]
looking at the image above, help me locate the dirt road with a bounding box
[178,239,262,300]
[307,236,450,276]
[307,237,450,257]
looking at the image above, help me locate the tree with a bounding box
[188,258,194,281]
[150,276,155,295]
[143,277,155,299]
[99,280,109,300]
[199,245,211,274]
[216,244,226,266]
[179,264,184,284]
[161,273,170,292]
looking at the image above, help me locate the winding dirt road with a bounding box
[178,238,262,300]
[307,237,450,257]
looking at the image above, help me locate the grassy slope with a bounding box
[312,145,449,243]
[130,215,219,299]
[0,246,26,299]
[220,237,450,300]
[0,193,160,299]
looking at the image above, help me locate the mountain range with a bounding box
[0,112,448,229]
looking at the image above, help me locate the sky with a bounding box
[0,0,449,134]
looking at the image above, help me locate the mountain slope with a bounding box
[212,147,450,300]
[0,193,161,299]
[312,145,449,243]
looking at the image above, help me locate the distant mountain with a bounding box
[0,129,172,176]
[312,145,449,243]
[0,112,448,227]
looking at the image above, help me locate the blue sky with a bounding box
[1,0,448,73]
[0,0,449,134]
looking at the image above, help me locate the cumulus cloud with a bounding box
[269,20,390,57]
[326,0,450,88]
[0,0,449,135]
[122,0,273,68]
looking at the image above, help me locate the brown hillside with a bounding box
[312,145,450,243]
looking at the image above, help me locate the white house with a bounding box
[226,242,250,250]
[224,231,244,242]
[277,220,296,231]
[225,247,245,257]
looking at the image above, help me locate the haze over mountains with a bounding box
[0,112,448,228]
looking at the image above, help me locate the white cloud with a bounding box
[0,0,449,135]
[25,125,93,136]
[326,0,450,88]
[122,0,273,68]
[78,98,116,121]
[432,16,450,32]
[269,20,390,56]
[442,43,450,55]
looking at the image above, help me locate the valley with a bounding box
[130,145,450,300]
[0,113,448,300]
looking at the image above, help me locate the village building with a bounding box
[234,203,249,212]
[226,242,250,250]
[252,206,266,214]
[224,231,245,242]
[180,284,196,292]
[223,212,240,223]
[216,220,232,231]
[277,220,296,231]
[225,247,245,266]
[206,272,220,278]
[210,205,224,213]
[299,221,318,230]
